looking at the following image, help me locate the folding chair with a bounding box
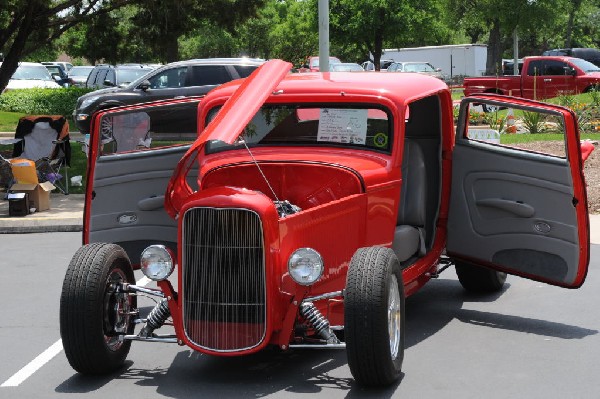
[12,115,71,195]
[0,153,14,194]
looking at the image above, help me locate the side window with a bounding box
[543,60,568,76]
[233,65,258,78]
[86,69,98,87]
[94,101,201,156]
[105,69,115,85]
[462,101,567,158]
[147,67,188,89]
[95,69,108,86]
[189,66,231,86]
[527,60,543,76]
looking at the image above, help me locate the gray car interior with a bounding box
[393,95,442,264]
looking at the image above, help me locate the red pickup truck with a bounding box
[464,56,600,108]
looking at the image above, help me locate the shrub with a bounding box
[0,87,94,119]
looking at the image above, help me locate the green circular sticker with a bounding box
[373,132,388,148]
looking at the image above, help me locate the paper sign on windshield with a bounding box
[317,108,367,144]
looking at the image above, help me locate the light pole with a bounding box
[318,0,330,72]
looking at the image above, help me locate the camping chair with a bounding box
[12,115,71,195]
[0,153,14,194]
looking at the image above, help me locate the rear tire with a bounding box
[455,260,507,293]
[60,243,136,374]
[345,247,405,387]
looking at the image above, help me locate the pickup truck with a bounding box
[464,56,600,110]
[59,60,591,387]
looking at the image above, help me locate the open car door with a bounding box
[447,94,590,288]
[83,98,201,266]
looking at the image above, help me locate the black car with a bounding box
[85,64,155,89]
[74,58,265,135]
[542,48,600,67]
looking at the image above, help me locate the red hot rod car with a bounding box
[60,60,591,387]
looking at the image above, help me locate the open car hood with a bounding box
[165,59,292,217]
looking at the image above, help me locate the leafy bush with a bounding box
[0,87,94,118]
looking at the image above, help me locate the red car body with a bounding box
[464,56,600,100]
[61,60,591,387]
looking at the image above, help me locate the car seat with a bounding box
[392,139,427,262]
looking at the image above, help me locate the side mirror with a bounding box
[103,79,115,87]
[564,66,577,76]
[138,80,150,91]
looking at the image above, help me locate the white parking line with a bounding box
[1,340,63,387]
[1,275,151,388]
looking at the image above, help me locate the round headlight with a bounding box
[140,245,175,281]
[288,248,324,286]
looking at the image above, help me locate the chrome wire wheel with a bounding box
[388,274,401,360]
[103,268,132,351]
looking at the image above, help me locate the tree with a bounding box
[0,0,136,93]
[448,0,563,75]
[128,0,266,63]
[329,0,451,71]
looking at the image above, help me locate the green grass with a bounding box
[500,132,600,144]
[0,111,25,131]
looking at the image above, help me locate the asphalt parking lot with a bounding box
[1,231,599,399]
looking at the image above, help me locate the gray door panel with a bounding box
[89,146,196,265]
[447,142,579,285]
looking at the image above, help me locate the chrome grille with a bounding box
[181,207,266,351]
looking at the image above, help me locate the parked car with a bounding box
[543,48,600,67]
[86,64,154,89]
[361,59,395,71]
[0,62,61,92]
[74,58,265,135]
[67,65,94,87]
[60,59,591,387]
[463,56,600,111]
[42,61,74,72]
[330,62,364,72]
[386,61,445,80]
[298,56,342,72]
[42,63,70,87]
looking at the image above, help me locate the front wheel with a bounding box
[345,247,405,387]
[60,243,136,374]
[455,260,507,293]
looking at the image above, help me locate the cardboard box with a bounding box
[9,158,55,211]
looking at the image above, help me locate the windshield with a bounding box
[206,104,392,153]
[11,65,53,81]
[310,57,342,68]
[117,69,152,85]
[570,58,600,73]
[69,66,93,77]
[404,63,436,73]
[331,64,364,72]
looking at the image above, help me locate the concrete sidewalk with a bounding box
[0,193,84,233]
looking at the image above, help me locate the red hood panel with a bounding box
[165,59,292,217]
